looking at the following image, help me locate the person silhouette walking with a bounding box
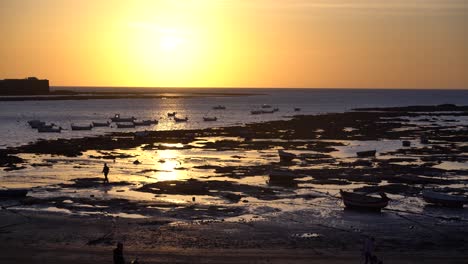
[102,163,110,184]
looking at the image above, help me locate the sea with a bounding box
[1,88,468,220]
[1,88,468,149]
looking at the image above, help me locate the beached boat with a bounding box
[167,112,177,117]
[92,121,110,127]
[402,140,411,147]
[27,120,45,128]
[294,108,301,112]
[212,105,226,110]
[0,188,29,198]
[356,150,376,157]
[340,190,389,211]
[116,122,136,128]
[133,120,158,126]
[278,150,296,162]
[37,126,61,133]
[110,114,136,122]
[71,124,93,131]
[422,190,468,208]
[203,117,217,122]
[174,117,188,122]
[251,110,262,115]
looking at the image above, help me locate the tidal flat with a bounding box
[1,105,467,263]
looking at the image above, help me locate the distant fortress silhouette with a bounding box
[0,77,49,95]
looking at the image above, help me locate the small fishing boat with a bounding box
[71,124,93,131]
[278,150,296,162]
[167,112,177,117]
[294,108,301,112]
[251,110,262,115]
[0,188,29,198]
[133,120,158,126]
[356,150,376,157]
[28,120,45,128]
[402,140,411,147]
[340,190,389,211]
[212,105,226,110]
[92,121,110,127]
[116,122,136,128]
[174,116,188,122]
[422,190,468,208]
[203,117,217,122]
[261,104,272,109]
[110,114,136,122]
[38,126,62,133]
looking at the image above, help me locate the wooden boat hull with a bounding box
[116,123,136,128]
[71,126,92,131]
[422,191,467,208]
[38,127,61,133]
[340,190,389,211]
[92,122,110,127]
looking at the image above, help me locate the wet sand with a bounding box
[1,105,468,263]
[1,207,467,264]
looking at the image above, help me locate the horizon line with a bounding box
[51,86,468,90]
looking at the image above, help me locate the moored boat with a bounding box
[116,122,136,128]
[37,126,62,133]
[133,119,158,126]
[28,120,45,128]
[340,190,389,211]
[422,190,468,208]
[92,121,110,127]
[0,188,29,198]
[203,117,217,122]
[356,150,376,157]
[278,150,296,162]
[71,124,93,131]
[174,116,188,122]
[212,105,226,110]
[110,114,136,122]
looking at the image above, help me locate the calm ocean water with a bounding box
[1,88,467,148]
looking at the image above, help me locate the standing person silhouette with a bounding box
[113,242,125,264]
[102,163,110,184]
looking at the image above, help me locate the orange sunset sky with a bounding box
[1,0,467,88]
